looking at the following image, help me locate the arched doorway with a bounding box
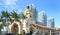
[30,26,35,35]
[11,23,18,34]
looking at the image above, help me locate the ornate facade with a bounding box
[8,5,36,34]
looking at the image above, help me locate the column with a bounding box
[18,26,20,34]
[50,30,51,35]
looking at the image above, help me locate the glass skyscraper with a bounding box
[47,18,55,28]
[28,4,38,23]
[39,11,47,26]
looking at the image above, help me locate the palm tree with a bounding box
[1,11,10,18]
[0,24,3,33]
[0,16,2,22]
[10,10,20,21]
[1,10,10,26]
[0,18,3,23]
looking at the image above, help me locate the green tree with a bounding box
[0,18,3,22]
[10,10,20,21]
[0,24,3,33]
[1,10,10,26]
[1,11,10,18]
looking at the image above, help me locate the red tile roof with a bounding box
[31,24,57,31]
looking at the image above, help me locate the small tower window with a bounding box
[30,15,31,17]
[27,6,29,9]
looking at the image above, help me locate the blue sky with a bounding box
[0,0,60,28]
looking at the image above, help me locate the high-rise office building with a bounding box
[39,11,47,26]
[47,18,55,28]
[28,4,38,23]
[37,12,44,25]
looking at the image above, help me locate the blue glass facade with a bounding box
[47,18,55,28]
[29,4,38,23]
[39,11,47,26]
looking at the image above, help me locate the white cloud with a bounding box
[4,0,18,6]
[1,0,22,13]
[4,0,19,10]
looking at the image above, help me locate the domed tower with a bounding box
[24,5,35,24]
[24,5,33,19]
[23,5,35,34]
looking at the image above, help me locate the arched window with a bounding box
[23,30,25,34]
